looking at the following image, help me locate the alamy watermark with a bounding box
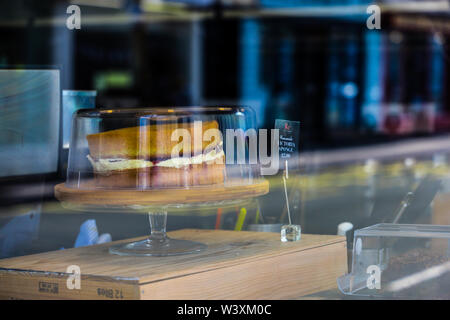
[367,4,381,30]
[66,4,379,31]
[66,264,81,290]
[367,265,381,289]
[170,121,280,176]
[66,5,81,30]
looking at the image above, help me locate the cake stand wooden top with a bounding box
[54,179,269,208]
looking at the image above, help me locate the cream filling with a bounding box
[157,149,224,168]
[87,149,224,173]
[87,155,153,173]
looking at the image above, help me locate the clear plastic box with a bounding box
[338,223,450,299]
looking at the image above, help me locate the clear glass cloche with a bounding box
[56,106,270,256]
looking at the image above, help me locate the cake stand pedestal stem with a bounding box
[148,211,168,242]
[109,208,207,256]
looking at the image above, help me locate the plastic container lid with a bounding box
[338,223,450,299]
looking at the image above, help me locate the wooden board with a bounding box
[432,192,450,226]
[54,179,269,206]
[0,229,347,300]
[432,193,450,252]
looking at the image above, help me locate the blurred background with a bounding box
[1,0,450,258]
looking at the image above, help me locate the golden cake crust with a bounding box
[86,120,220,159]
[86,120,225,188]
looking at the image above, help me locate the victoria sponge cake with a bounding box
[86,121,225,188]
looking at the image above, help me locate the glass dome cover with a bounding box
[66,106,263,191]
[57,106,269,257]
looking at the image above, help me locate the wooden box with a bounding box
[0,229,347,300]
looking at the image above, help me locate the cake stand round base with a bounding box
[109,238,207,257]
[54,180,269,257]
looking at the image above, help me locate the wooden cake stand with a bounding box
[54,179,269,257]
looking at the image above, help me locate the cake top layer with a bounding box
[86,120,222,160]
